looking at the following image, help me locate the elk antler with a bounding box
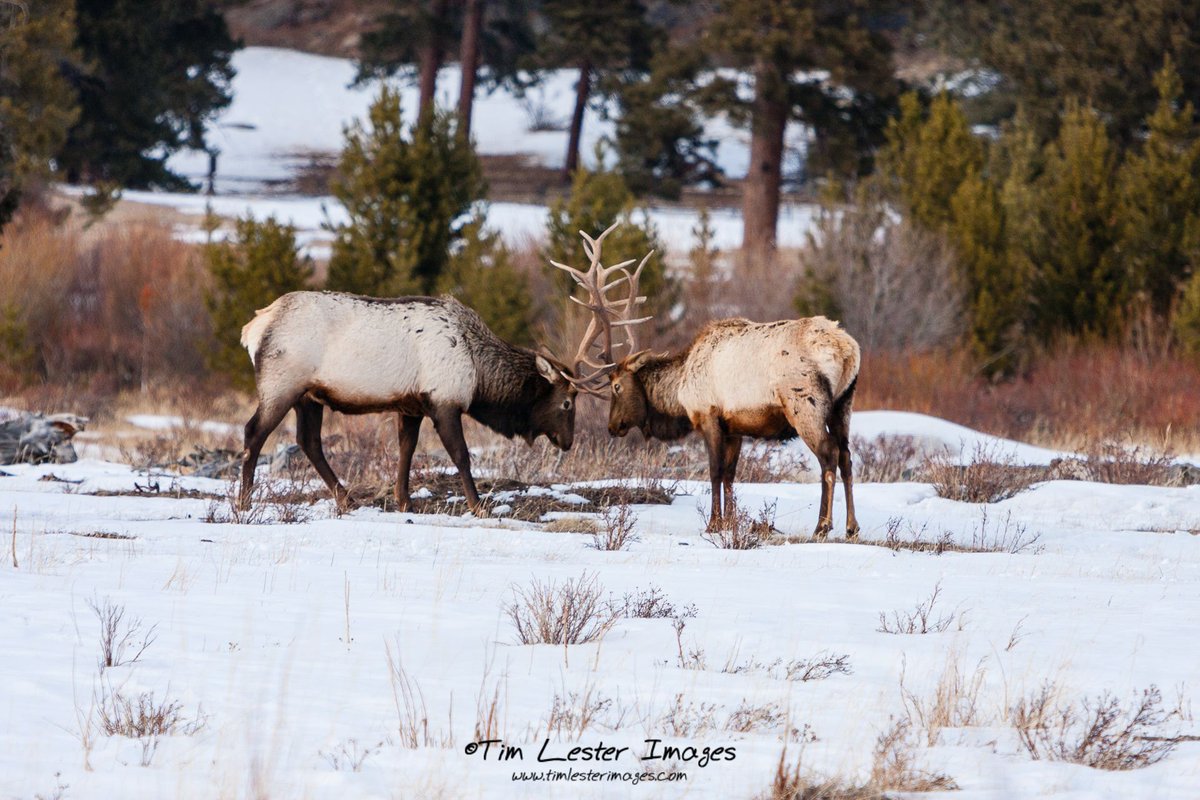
[549,222,654,395]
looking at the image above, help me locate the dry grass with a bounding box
[386,641,453,749]
[1011,683,1184,770]
[857,342,1200,453]
[900,651,987,746]
[540,687,630,739]
[722,650,853,682]
[92,683,206,766]
[87,597,157,670]
[701,499,778,549]
[877,583,962,635]
[765,718,957,799]
[506,571,617,645]
[608,585,697,620]
[204,476,319,525]
[590,503,639,551]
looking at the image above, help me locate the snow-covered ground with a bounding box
[3,414,1199,799]
[91,47,822,258]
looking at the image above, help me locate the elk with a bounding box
[554,224,861,539]
[238,292,579,514]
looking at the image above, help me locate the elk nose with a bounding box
[610,422,628,437]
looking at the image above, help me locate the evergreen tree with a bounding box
[205,216,313,388]
[1114,58,1200,318]
[927,0,1200,145]
[357,0,535,135]
[1030,101,1123,337]
[696,0,898,254]
[878,92,984,231]
[438,212,535,346]
[0,0,80,205]
[59,0,236,190]
[1173,268,1200,355]
[544,160,669,315]
[326,89,485,297]
[534,0,660,179]
[610,47,720,200]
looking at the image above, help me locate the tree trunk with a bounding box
[457,0,483,140]
[742,59,787,257]
[417,0,449,127]
[563,59,592,181]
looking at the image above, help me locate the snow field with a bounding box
[2,413,1199,798]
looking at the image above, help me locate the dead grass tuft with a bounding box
[877,583,962,635]
[701,499,777,550]
[590,503,639,550]
[87,597,157,670]
[609,585,697,620]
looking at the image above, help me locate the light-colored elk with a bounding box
[555,223,861,538]
[238,292,579,514]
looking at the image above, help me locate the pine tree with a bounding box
[205,216,314,388]
[611,48,720,200]
[325,89,485,297]
[1031,101,1123,337]
[1114,58,1200,318]
[535,0,660,179]
[438,212,535,346]
[927,0,1200,145]
[697,0,898,254]
[58,0,236,190]
[1173,267,1200,355]
[544,159,669,314]
[879,92,985,231]
[0,0,80,226]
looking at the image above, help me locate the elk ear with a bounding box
[623,350,657,373]
[534,354,559,383]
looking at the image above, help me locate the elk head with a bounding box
[528,352,578,450]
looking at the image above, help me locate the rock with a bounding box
[0,413,88,465]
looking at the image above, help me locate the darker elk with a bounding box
[556,224,861,539]
[238,292,579,514]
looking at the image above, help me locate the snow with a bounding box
[2,414,1199,798]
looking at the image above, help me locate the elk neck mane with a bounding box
[451,299,553,438]
[634,351,693,441]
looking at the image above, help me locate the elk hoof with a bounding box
[812,521,833,540]
[846,524,861,541]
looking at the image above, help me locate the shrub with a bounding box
[1012,684,1181,770]
[701,499,776,550]
[326,90,484,296]
[797,184,965,352]
[204,215,313,388]
[590,503,639,551]
[506,572,617,645]
[876,583,959,635]
[924,442,1035,503]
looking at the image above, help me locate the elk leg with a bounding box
[697,416,726,531]
[395,414,422,512]
[780,385,836,539]
[432,408,484,516]
[722,435,743,523]
[295,398,350,511]
[829,383,859,539]
[240,396,297,511]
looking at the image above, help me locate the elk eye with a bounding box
[613,383,622,395]
[562,399,572,411]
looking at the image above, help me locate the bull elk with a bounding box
[554,224,861,539]
[238,292,579,514]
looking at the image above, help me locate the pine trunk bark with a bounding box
[456,0,483,139]
[563,59,592,181]
[417,0,449,127]
[742,60,787,257]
